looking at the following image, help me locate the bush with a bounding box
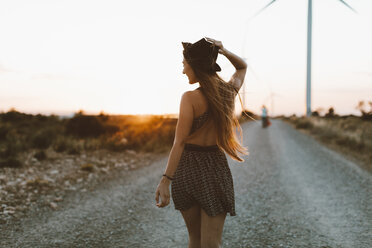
[55,137,84,155]
[316,128,338,142]
[66,139,83,155]
[67,146,81,155]
[34,150,47,160]
[295,119,313,129]
[0,125,10,140]
[104,124,120,135]
[0,157,23,168]
[336,136,365,151]
[0,131,25,158]
[311,111,319,117]
[35,114,48,122]
[30,128,57,149]
[65,115,105,138]
[104,132,128,152]
[53,136,69,152]
[0,109,33,122]
[325,107,336,118]
[83,138,102,151]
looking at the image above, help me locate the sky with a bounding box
[0,0,371,117]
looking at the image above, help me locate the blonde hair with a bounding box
[184,68,248,162]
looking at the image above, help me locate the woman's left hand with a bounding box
[155,179,171,208]
[205,37,225,54]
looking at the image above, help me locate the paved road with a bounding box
[1,120,371,248]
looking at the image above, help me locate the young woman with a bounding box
[155,37,248,248]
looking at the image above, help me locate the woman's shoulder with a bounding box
[180,90,198,109]
[182,88,203,100]
[181,88,207,112]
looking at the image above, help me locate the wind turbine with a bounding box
[246,0,357,116]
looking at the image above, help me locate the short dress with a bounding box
[171,110,236,217]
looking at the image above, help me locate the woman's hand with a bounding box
[155,178,171,208]
[205,37,226,55]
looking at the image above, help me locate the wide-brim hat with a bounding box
[182,37,221,73]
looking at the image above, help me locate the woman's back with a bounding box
[186,88,218,146]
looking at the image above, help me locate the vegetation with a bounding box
[355,100,372,120]
[283,103,372,172]
[0,109,177,168]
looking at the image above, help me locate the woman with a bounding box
[261,105,268,128]
[155,37,248,248]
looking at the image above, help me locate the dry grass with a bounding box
[0,110,177,168]
[283,116,372,173]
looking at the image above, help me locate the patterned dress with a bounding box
[171,100,236,217]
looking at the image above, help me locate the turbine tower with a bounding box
[248,0,357,116]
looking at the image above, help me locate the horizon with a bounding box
[1,105,367,118]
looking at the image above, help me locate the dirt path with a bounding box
[1,120,371,248]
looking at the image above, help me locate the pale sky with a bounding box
[0,0,371,116]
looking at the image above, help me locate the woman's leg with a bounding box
[180,203,202,248]
[200,208,227,248]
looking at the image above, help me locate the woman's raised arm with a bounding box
[205,37,247,92]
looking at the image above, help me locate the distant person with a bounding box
[261,105,269,128]
[155,37,248,247]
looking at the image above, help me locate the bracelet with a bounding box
[162,174,174,181]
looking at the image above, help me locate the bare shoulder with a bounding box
[182,89,201,102]
[180,91,195,107]
[181,90,194,100]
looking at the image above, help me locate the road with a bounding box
[1,120,371,248]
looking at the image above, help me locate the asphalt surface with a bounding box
[1,119,371,248]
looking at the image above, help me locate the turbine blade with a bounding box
[337,0,358,14]
[251,0,279,19]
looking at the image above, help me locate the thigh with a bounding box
[200,208,227,244]
[180,203,202,236]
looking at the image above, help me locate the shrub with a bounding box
[318,128,338,142]
[1,109,33,122]
[53,136,69,152]
[295,119,313,129]
[311,111,319,117]
[65,115,106,138]
[325,107,336,118]
[34,150,47,160]
[0,124,10,140]
[104,132,128,152]
[103,124,120,135]
[66,139,83,155]
[30,128,57,149]
[0,131,25,158]
[336,136,365,151]
[35,114,48,122]
[83,138,102,151]
[67,146,81,155]
[0,157,23,168]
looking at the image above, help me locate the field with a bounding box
[0,110,179,168]
[283,115,372,172]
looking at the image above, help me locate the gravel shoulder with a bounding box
[1,120,371,248]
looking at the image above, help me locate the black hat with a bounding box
[182,37,221,73]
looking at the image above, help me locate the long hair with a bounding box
[184,66,248,162]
